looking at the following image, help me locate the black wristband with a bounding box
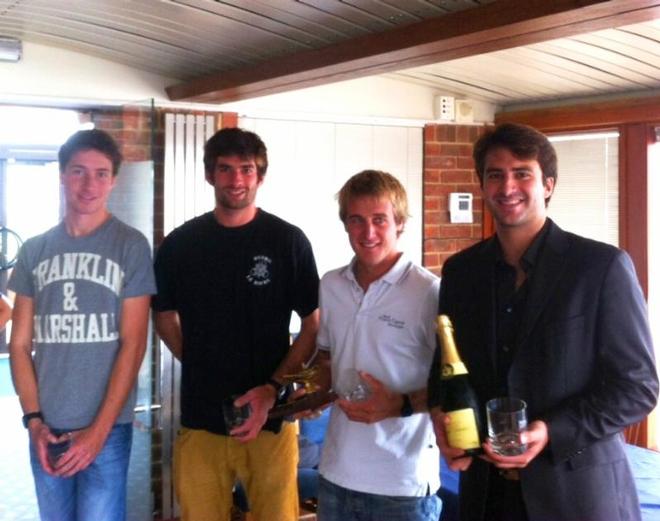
[400,394,414,417]
[22,411,44,428]
[266,378,286,400]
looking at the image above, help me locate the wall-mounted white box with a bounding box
[449,192,473,223]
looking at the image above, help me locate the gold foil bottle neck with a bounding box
[437,314,468,377]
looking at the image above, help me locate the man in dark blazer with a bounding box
[429,122,658,521]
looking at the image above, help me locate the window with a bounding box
[548,132,619,246]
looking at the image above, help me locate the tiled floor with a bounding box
[0,381,152,521]
[0,396,40,521]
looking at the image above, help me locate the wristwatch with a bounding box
[400,394,414,417]
[22,411,44,428]
[265,378,287,401]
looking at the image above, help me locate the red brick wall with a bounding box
[91,106,162,240]
[90,107,237,246]
[91,107,154,161]
[423,123,487,276]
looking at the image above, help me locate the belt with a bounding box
[498,469,521,481]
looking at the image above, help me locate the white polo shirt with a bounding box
[318,254,441,497]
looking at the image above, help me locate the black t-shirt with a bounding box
[153,210,319,434]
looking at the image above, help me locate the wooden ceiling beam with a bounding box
[495,94,660,131]
[166,0,660,103]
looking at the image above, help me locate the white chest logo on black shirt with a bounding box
[247,255,272,286]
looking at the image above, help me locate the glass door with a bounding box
[109,158,155,521]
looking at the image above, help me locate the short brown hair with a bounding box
[338,170,409,227]
[59,129,122,177]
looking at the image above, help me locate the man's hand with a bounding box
[52,426,109,478]
[29,421,59,475]
[481,420,549,469]
[337,372,399,424]
[430,408,474,471]
[288,385,333,420]
[230,385,277,442]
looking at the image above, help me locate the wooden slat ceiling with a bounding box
[393,18,660,106]
[0,0,659,109]
[0,0,492,79]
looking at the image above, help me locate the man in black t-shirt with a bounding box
[153,127,320,521]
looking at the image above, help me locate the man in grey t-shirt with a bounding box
[9,129,156,521]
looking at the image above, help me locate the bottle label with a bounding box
[446,408,480,450]
[441,362,468,378]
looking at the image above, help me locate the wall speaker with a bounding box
[455,100,474,123]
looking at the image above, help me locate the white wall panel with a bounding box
[240,117,423,279]
[163,113,216,235]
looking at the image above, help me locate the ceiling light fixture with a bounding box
[0,36,22,62]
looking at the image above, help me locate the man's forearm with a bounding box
[271,309,319,382]
[9,295,40,415]
[11,347,40,414]
[0,294,12,331]
[91,296,150,436]
[154,310,183,361]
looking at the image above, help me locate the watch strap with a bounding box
[22,411,44,428]
[400,394,414,417]
[266,378,286,400]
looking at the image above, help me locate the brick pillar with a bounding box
[220,111,239,129]
[423,124,487,276]
[91,106,161,241]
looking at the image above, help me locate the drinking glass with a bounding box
[486,397,528,456]
[336,368,371,402]
[222,395,252,432]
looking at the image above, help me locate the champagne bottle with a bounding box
[436,314,482,455]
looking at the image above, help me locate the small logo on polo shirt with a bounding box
[378,314,404,329]
[247,255,272,286]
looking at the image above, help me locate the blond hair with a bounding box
[337,170,409,227]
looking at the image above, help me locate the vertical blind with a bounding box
[548,132,619,247]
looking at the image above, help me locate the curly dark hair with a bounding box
[204,127,268,179]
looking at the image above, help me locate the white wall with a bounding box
[223,76,438,123]
[0,41,176,107]
[239,117,424,279]
[0,40,478,125]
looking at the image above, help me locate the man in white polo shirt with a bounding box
[315,170,441,521]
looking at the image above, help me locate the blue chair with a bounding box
[438,456,459,521]
[298,408,331,502]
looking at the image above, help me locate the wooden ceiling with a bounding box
[393,18,660,107]
[1,0,659,108]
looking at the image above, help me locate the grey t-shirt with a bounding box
[9,217,156,430]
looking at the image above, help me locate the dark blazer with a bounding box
[436,219,658,521]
